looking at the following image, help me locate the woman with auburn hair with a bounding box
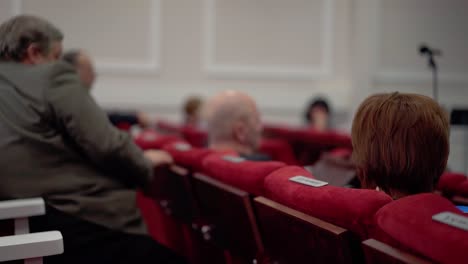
[351,92,449,199]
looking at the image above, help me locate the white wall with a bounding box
[1,0,467,172]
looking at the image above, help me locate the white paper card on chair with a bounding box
[222,155,245,163]
[432,212,468,231]
[174,143,191,151]
[289,176,328,187]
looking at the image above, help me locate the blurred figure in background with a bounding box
[352,92,449,199]
[182,95,204,127]
[62,49,95,89]
[0,15,184,264]
[304,97,331,131]
[203,90,269,161]
[62,49,151,128]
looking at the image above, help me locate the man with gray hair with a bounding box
[203,90,268,160]
[0,15,185,264]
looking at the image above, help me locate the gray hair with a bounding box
[0,15,63,61]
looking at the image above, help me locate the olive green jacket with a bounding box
[0,61,152,234]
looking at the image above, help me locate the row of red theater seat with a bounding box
[138,121,301,165]
[263,124,353,165]
[155,120,353,165]
[131,131,468,264]
[437,172,468,203]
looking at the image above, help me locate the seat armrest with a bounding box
[0,231,63,262]
[0,198,45,220]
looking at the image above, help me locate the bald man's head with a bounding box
[63,50,96,89]
[204,90,262,155]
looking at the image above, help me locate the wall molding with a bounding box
[202,0,335,80]
[374,70,468,85]
[371,0,468,85]
[11,0,161,75]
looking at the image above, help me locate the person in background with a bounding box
[0,15,185,264]
[62,49,151,128]
[182,95,204,127]
[203,90,269,161]
[304,97,331,131]
[351,92,449,199]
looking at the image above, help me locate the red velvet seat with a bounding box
[162,142,214,172]
[134,129,183,150]
[263,166,392,239]
[136,191,185,255]
[254,196,356,263]
[437,172,467,196]
[180,126,208,148]
[156,120,182,135]
[455,180,468,197]
[201,154,286,196]
[258,138,299,165]
[190,155,285,262]
[371,193,468,264]
[263,124,352,165]
[144,144,229,263]
[362,239,432,264]
[116,121,132,131]
[329,147,353,159]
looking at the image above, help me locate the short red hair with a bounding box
[352,92,449,197]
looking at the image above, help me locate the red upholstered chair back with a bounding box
[148,165,198,223]
[455,180,468,197]
[453,180,468,205]
[156,120,182,135]
[190,156,284,261]
[437,172,467,196]
[329,147,353,159]
[192,174,262,262]
[263,166,392,239]
[162,142,214,172]
[290,129,352,165]
[437,172,468,205]
[201,154,286,196]
[181,126,208,148]
[116,121,132,131]
[263,124,352,165]
[362,239,432,264]
[258,138,299,165]
[370,193,468,264]
[254,196,355,264]
[136,192,185,256]
[134,129,183,150]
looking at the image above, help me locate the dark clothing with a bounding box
[0,62,152,234]
[30,206,186,264]
[241,152,271,161]
[304,153,359,188]
[108,112,139,126]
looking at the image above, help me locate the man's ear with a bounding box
[233,121,247,144]
[24,43,45,64]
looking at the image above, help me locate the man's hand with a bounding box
[144,150,173,167]
[137,112,152,128]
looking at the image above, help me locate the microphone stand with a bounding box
[425,53,439,102]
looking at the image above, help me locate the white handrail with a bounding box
[0,231,63,262]
[0,198,45,220]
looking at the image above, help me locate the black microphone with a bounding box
[419,44,442,56]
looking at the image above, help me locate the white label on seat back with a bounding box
[289,176,328,187]
[432,212,468,231]
[222,155,245,163]
[174,143,191,151]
